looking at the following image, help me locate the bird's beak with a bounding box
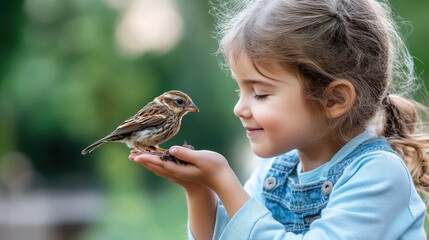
[186,103,199,112]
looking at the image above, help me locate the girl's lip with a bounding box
[245,127,263,131]
[245,127,264,136]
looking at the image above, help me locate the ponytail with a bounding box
[382,94,429,196]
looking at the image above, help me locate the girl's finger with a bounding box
[134,151,200,180]
[134,153,164,165]
[129,154,138,161]
[168,146,204,164]
[140,161,184,183]
[136,155,180,175]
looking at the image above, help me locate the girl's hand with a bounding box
[129,150,200,191]
[129,146,234,192]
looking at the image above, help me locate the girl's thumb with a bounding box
[168,146,199,164]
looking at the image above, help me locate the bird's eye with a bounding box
[175,99,184,105]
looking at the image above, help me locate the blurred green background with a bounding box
[0,0,428,239]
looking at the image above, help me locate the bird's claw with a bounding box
[182,140,195,150]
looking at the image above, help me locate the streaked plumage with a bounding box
[81,90,199,155]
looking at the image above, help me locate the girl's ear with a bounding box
[323,79,356,119]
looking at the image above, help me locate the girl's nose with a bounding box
[234,98,251,119]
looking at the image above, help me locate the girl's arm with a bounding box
[185,184,217,240]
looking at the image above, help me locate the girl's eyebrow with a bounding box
[240,78,277,86]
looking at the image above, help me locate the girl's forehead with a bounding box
[229,60,254,81]
[228,51,254,76]
[228,52,299,82]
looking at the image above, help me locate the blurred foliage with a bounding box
[389,0,429,103]
[0,0,428,239]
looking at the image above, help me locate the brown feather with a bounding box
[113,106,170,136]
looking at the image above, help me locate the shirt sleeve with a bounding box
[187,198,231,240]
[187,158,275,240]
[213,151,426,240]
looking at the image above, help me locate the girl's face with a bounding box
[232,54,315,158]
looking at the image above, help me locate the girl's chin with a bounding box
[250,143,293,158]
[250,146,279,158]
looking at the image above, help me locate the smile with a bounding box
[245,127,264,137]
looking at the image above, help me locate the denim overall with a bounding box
[262,137,398,234]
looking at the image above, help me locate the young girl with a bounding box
[130,0,429,239]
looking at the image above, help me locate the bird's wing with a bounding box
[108,104,169,137]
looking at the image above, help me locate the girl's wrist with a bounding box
[211,168,250,218]
[210,165,241,193]
[184,182,214,197]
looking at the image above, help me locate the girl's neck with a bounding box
[297,129,363,172]
[298,141,341,172]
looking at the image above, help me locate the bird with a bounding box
[81,90,199,155]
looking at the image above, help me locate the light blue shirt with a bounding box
[189,130,427,239]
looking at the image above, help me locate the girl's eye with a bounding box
[254,93,268,100]
[235,88,269,100]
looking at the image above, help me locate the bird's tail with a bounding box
[81,140,107,155]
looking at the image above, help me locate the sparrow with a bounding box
[81,90,199,155]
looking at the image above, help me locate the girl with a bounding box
[130,0,429,239]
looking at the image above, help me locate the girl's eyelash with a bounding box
[235,89,268,100]
[254,94,268,100]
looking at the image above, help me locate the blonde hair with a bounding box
[213,0,429,195]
